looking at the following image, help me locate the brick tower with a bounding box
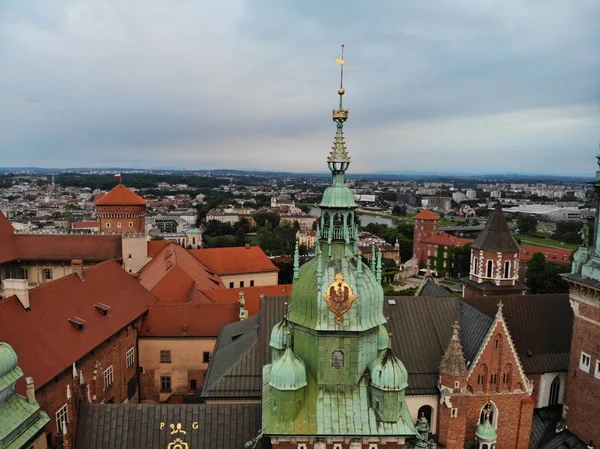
[413,209,439,264]
[562,145,600,448]
[462,204,526,297]
[95,184,147,234]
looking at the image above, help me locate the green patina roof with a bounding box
[475,418,497,441]
[369,349,409,391]
[185,228,202,234]
[319,174,357,209]
[269,348,307,391]
[0,343,18,379]
[263,366,416,436]
[377,325,390,351]
[0,343,50,449]
[270,317,292,350]
[288,244,386,332]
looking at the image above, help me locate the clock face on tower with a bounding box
[324,273,356,323]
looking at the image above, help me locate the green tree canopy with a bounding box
[517,214,538,235]
[525,252,569,294]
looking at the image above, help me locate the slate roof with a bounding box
[190,246,279,275]
[0,260,155,394]
[471,204,520,252]
[75,403,264,449]
[529,406,586,449]
[201,296,288,400]
[94,184,147,206]
[462,294,572,373]
[383,297,492,394]
[416,278,453,297]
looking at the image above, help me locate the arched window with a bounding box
[486,260,493,277]
[417,405,433,425]
[549,376,561,405]
[479,364,488,392]
[479,401,498,428]
[504,261,510,278]
[473,257,479,274]
[332,351,344,369]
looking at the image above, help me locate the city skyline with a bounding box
[1,0,598,175]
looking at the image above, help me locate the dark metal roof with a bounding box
[463,294,572,373]
[383,297,492,394]
[74,403,264,449]
[529,406,586,449]
[417,278,453,297]
[471,204,520,252]
[202,295,289,400]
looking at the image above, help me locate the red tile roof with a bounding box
[421,232,474,247]
[0,260,156,393]
[520,244,572,265]
[189,246,279,275]
[147,240,170,258]
[138,243,224,303]
[13,234,122,261]
[414,209,439,221]
[199,284,293,316]
[94,184,147,206]
[140,303,239,337]
[0,211,17,263]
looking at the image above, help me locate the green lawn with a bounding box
[515,234,578,251]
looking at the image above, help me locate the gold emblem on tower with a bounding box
[324,273,356,323]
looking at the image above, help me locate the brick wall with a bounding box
[97,205,146,234]
[565,295,600,446]
[271,441,405,448]
[413,219,437,263]
[35,324,139,447]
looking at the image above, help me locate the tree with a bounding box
[552,220,583,244]
[525,252,569,294]
[517,214,538,235]
[253,211,280,228]
[449,243,471,279]
[392,205,407,216]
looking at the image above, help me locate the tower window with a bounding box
[473,257,478,274]
[129,222,134,227]
[332,351,344,369]
[451,408,458,418]
[504,261,510,278]
[106,223,111,228]
[117,222,122,228]
[579,352,591,372]
[486,260,493,277]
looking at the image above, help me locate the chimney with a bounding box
[3,279,30,310]
[71,259,84,281]
[245,243,250,249]
[25,377,36,403]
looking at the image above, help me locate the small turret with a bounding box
[376,325,390,354]
[269,332,307,421]
[269,302,292,360]
[369,334,409,422]
[476,403,497,449]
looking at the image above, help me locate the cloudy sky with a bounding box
[0,0,598,175]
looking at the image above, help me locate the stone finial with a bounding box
[72,362,77,379]
[86,384,92,403]
[495,300,504,320]
[66,383,72,400]
[80,370,85,385]
[439,321,468,377]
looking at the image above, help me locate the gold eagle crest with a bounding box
[324,273,356,323]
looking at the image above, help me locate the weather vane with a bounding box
[335,44,347,108]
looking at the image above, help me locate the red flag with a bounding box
[114,173,121,179]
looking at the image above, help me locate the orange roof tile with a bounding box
[140,303,239,337]
[199,284,293,316]
[190,246,279,275]
[147,240,170,258]
[414,209,439,221]
[138,243,224,303]
[94,184,147,206]
[72,221,99,228]
[421,232,474,247]
[0,260,156,393]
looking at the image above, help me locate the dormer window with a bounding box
[94,303,111,316]
[68,316,86,331]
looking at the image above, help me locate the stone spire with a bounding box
[440,321,468,377]
[471,203,519,253]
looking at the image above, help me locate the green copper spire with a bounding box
[293,244,300,282]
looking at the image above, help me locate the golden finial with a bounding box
[335,44,347,109]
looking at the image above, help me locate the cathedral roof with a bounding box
[471,203,520,253]
[94,184,147,206]
[268,347,307,391]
